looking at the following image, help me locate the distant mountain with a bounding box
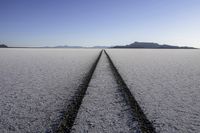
[113,42,196,49]
[0,44,8,48]
[43,45,83,48]
[44,45,109,48]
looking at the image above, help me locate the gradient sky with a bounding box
[0,0,200,47]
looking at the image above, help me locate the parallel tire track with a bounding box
[104,50,156,133]
[55,49,155,133]
[55,50,103,133]
[71,51,141,132]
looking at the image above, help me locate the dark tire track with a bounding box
[104,50,156,133]
[55,49,155,133]
[71,51,142,133]
[55,50,103,133]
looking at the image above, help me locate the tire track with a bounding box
[104,50,156,133]
[71,51,146,132]
[55,50,103,133]
[56,49,155,133]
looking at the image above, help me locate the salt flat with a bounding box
[71,52,141,133]
[1,48,199,133]
[0,48,100,132]
[107,49,200,133]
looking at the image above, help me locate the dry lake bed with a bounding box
[0,48,200,133]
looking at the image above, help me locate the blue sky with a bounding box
[0,0,200,47]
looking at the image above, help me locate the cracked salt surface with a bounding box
[71,52,141,133]
[0,48,100,132]
[107,49,200,133]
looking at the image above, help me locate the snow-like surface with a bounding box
[107,49,200,133]
[0,48,100,132]
[72,52,140,133]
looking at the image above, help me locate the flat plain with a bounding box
[107,49,200,133]
[0,48,200,133]
[71,52,142,133]
[0,48,100,132]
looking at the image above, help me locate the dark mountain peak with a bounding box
[113,42,196,49]
[129,42,160,48]
[0,44,8,48]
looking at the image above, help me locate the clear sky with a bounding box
[0,0,200,47]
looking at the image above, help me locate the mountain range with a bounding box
[113,42,196,49]
[0,42,197,49]
[0,44,8,48]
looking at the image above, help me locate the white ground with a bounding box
[0,48,100,132]
[71,52,141,133]
[107,49,200,133]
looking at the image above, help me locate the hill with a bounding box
[0,44,8,48]
[113,42,196,49]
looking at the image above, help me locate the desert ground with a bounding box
[0,48,200,133]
